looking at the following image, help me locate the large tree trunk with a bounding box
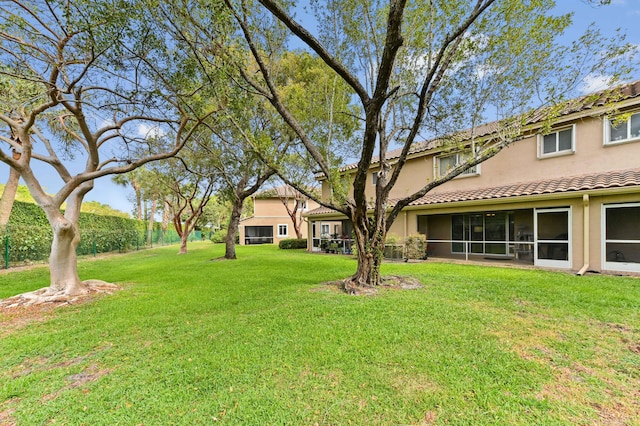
[1,211,119,307]
[224,197,243,259]
[344,209,387,294]
[48,216,84,295]
[294,220,303,239]
[172,213,189,255]
[2,176,119,306]
[42,184,94,296]
[291,204,302,239]
[178,232,189,254]
[0,167,20,229]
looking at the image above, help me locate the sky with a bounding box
[3,0,640,217]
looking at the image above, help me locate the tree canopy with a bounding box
[0,0,222,300]
[220,0,636,290]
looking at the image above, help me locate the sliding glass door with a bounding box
[451,212,514,256]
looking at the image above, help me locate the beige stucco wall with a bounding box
[239,197,320,245]
[322,115,640,202]
[456,119,634,189]
[311,111,640,274]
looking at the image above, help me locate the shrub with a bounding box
[4,201,146,263]
[279,238,308,249]
[210,229,227,244]
[404,234,427,260]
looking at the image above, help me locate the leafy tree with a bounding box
[203,104,276,259]
[223,0,634,292]
[113,167,167,244]
[0,65,54,228]
[195,194,230,239]
[150,146,216,254]
[112,170,145,220]
[0,0,217,302]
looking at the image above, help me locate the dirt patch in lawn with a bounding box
[314,275,424,295]
[0,282,121,336]
[0,303,59,337]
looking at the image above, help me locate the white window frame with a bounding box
[602,203,640,273]
[604,111,640,146]
[371,171,378,185]
[277,224,288,238]
[434,151,480,179]
[320,224,330,236]
[537,124,575,158]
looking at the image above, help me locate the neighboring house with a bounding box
[305,81,640,274]
[239,185,320,245]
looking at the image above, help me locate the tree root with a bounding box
[340,275,424,295]
[342,278,378,296]
[0,280,120,309]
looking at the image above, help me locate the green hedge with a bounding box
[1,201,158,265]
[278,238,308,250]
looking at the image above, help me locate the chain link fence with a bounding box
[1,225,203,269]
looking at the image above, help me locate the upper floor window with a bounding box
[538,125,575,158]
[371,171,378,185]
[606,112,640,145]
[436,151,478,179]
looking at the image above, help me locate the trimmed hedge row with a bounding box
[2,201,151,264]
[278,238,308,249]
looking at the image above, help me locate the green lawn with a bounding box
[1,243,639,425]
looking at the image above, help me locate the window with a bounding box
[436,152,478,178]
[321,224,330,236]
[277,224,288,238]
[372,171,378,185]
[605,112,640,145]
[538,125,574,157]
[602,203,640,272]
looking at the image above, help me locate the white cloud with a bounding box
[137,123,166,139]
[95,117,115,130]
[580,74,613,94]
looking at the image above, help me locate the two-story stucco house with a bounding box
[305,81,640,274]
[239,185,319,245]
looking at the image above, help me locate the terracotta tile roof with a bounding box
[305,205,341,216]
[408,168,640,207]
[305,167,640,216]
[255,184,319,198]
[336,80,640,173]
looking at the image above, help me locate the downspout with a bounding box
[404,211,408,239]
[577,194,590,276]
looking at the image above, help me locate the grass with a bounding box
[1,243,639,425]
